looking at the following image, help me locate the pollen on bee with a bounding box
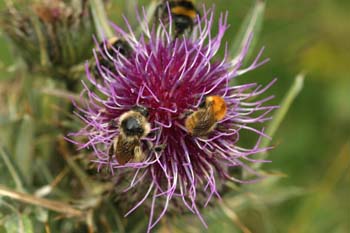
[107,37,119,46]
[207,96,227,121]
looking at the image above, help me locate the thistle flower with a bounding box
[70,5,277,232]
[0,0,95,82]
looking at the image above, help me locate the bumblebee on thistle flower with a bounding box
[70,2,277,232]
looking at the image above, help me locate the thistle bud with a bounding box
[0,0,96,83]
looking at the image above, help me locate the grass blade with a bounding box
[89,0,114,40]
[14,115,34,185]
[0,144,25,192]
[262,73,305,148]
[230,0,265,61]
[253,73,304,169]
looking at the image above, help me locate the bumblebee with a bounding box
[99,37,131,59]
[155,0,200,36]
[93,37,131,77]
[185,96,227,137]
[109,105,151,165]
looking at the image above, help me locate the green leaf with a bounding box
[14,115,34,185]
[4,214,34,233]
[22,216,34,233]
[230,0,265,61]
[34,207,48,223]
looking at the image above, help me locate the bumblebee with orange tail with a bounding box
[185,96,227,137]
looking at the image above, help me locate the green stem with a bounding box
[89,0,114,41]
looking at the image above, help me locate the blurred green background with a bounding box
[0,0,349,232]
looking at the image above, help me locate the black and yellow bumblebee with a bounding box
[93,37,131,77]
[109,105,151,165]
[99,37,131,59]
[155,0,200,37]
[108,105,166,165]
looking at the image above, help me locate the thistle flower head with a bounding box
[0,0,94,79]
[70,5,277,232]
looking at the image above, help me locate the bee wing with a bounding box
[191,108,217,136]
[115,136,140,165]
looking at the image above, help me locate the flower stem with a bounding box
[0,185,83,217]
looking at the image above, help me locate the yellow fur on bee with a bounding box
[171,6,197,19]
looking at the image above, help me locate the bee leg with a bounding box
[145,141,166,154]
[133,146,145,163]
[153,144,166,153]
[215,124,232,133]
[106,138,117,173]
[145,140,153,151]
[208,123,218,134]
[146,128,159,139]
[109,119,118,128]
[188,23,194,35]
